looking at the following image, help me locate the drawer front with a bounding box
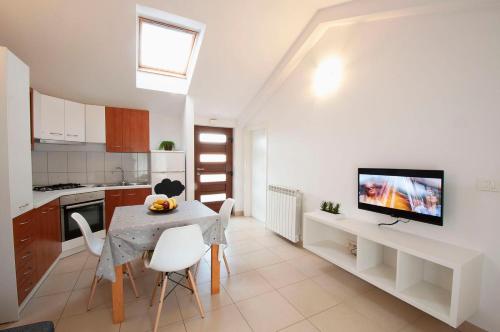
[13,228,36,250]
[16,263,36,286]
[15,244,35,271]
[17,273,35,304]
[13,210,36,244]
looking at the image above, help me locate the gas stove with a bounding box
[33,183,86,192]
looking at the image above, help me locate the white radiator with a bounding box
[266,185,302,243]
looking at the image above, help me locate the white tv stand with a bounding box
[303,211,482,328]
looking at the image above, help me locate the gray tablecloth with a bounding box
[96,200,223,281]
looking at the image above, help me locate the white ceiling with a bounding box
[0,0,348,118]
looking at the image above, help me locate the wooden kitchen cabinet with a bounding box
[13,200,61,304]
[105,107,149,152]
[105,188,151,230]
[13,209,37,304]
[122,188,152,206]
[105,189,123,231]
[122,109,149,152]
[105,107,123,152]
[36,199,61,279]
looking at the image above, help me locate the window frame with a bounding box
[138,17,199,78]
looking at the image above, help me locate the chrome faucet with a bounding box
[115,167,126,186]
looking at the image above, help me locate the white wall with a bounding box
[184,96,195,200]
[247,5,500,331]
[149,112,184,151]
[251,129,267,222]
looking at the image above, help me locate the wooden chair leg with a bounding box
[153,273,168,332]
[187,270,205,318]
[150,272,162,307]
[125,262,139,298]
[87,274,99,311]
[222,251,231,275]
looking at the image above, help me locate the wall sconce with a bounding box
[313,57,343,97]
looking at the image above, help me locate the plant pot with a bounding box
[319,210,345,220]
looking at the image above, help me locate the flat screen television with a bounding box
[358,168,444,226]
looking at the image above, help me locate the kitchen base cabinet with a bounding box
[12,200,61,304]
[105,188,151,230]
[13,210,37,304]
[36,199,61,281]
[105,190,123,231]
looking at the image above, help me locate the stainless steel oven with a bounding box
[60,191,105,241]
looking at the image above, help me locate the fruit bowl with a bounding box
[148,198,177,213]
[149,205,176,213]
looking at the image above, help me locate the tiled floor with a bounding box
[1,217,461,332]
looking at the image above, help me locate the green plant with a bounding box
[159,140,175,151]
[322,201,341,214]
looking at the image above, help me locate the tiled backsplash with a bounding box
[32,150,150,185]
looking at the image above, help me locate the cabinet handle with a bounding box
[67,134,79,137]
[24,286,32,292]
[20,237,31,243]
[112,145,121,148]
[23,269,32,276]
[41,210,48,214]
[49,132,63,136]
[18,203,29,209]
[126,193,136,196]
[21,253,32,260]
[19,221,31,225]
[49,207,56,211]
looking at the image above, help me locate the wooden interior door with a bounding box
[194,126,233,212]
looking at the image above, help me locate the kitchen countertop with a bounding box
[33,184,152,208]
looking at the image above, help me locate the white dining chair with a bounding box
[71,213,139,310]
[195,198,235,278]
[144,194,169,206]
[218,198,235,273]
[145,224,206,332]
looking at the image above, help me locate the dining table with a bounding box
[95,200,225,324]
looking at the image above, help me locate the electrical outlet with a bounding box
[476,178,498,192]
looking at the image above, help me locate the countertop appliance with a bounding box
[60,191,105,241]
[34,183,85,192]
[150,150,186,201]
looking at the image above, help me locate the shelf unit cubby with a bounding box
[303,215,357,272]
[357,238,397,291]
[303,211,483,328]
[397,252,453,319]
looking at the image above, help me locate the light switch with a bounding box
[476,178,498,192]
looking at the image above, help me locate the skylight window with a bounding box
[135,5,205,94]
[138,17,198,78]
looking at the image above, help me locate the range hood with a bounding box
[35,138,86,145]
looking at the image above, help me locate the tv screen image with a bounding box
[358,169,444,225]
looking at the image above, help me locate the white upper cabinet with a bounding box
[64,100,85,142]
[2,48,33,217]
[33,93,103,144]
[85,105,105,143]
[40,94,65,140]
